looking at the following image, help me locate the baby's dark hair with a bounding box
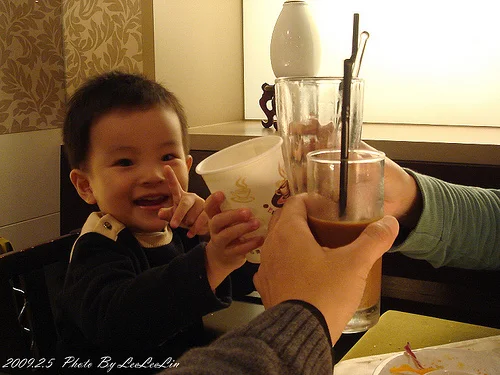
[63,70,189,169]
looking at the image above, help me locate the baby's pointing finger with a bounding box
[187,212,209,238]
[169,195,197,229]
[164,165,183,203]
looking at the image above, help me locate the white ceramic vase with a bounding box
[270,0,321,78]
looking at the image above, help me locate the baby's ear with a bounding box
[185,154,193,171]
[70,169,97,205]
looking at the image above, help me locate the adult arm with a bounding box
[164,194,399,375]
[390,170,500,270]
[360,142,500,270]
[166,301,333,375]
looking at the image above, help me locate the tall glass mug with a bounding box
[306,149,385,333]
[275,77,364,194]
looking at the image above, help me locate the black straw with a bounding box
[351,13,359,60]
[339,59,353,217]
[339,14,359,218]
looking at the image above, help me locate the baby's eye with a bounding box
[115,159,133,167]
[162,154,175,162]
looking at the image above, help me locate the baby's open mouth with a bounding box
[134,196,168,207]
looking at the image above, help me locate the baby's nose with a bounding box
[141,165,165,184]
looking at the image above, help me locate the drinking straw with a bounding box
[339,58,353,217]
[351,13,359,60]
[339,14,359,217]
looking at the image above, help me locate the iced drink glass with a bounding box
[306,149,385,333]
[275,77,364,195]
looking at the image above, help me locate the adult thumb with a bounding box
[354,216,399,264]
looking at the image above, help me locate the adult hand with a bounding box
[253,194,399,343]
[360,142,422,228]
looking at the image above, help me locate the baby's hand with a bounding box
[204,191,264,290]
[158,165,208,238]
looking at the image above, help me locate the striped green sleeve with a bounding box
[390,170,500,270]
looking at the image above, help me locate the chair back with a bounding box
[1,237,14,254]
[0,232,78,363]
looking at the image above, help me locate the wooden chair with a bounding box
[0,232,78,364]
[0,237,14,254]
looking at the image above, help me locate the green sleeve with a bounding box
[390,170,500,270]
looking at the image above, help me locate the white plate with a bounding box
[372,347,500,375]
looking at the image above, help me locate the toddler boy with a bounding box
[56,71,263,368]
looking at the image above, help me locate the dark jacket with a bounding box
[55,213,231,373]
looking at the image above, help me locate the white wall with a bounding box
[153,0,244,128]
[0,129,61,251]
[244,0,500,127]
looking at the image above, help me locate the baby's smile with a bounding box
[134,195,169,207]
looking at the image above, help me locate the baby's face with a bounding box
[81,105,192,233]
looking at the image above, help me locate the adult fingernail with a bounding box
[240,208,252,219]
[381,215,399,228]
[249,218,260,229]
